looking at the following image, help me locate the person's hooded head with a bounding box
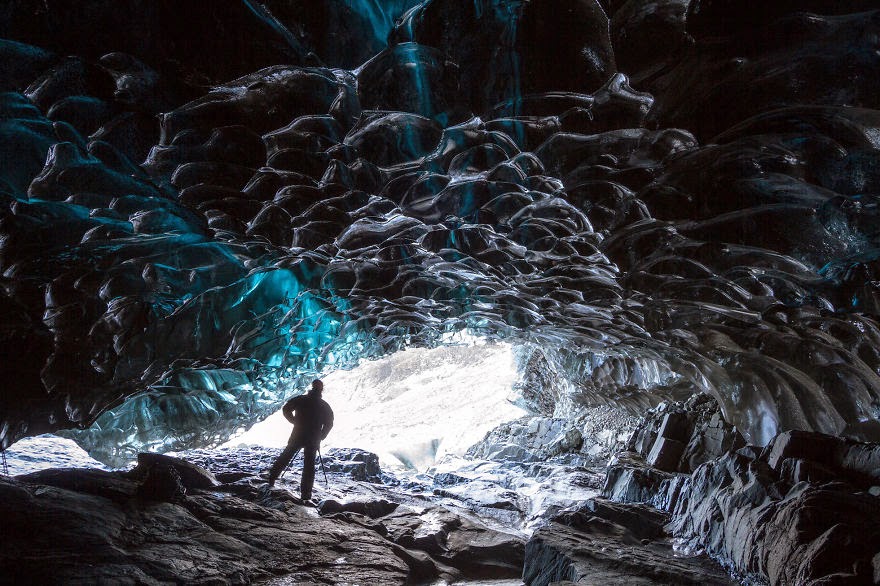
[308,379,324,397]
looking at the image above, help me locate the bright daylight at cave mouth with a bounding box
[226,339,528,471]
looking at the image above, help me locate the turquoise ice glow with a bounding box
[345,0,424,46]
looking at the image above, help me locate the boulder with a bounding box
[523,497,735,586]
[467,416,583,462]
[378,505,525,578]
[321,447,383,482]
[602,453,675,504]
[129,452,219,490]
[670,449,880,585]
[646,436,685,471]
[318,498,399,519]
[0,467,413,584]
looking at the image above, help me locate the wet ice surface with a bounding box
[424,455,604,533]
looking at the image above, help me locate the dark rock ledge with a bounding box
[599,396,880,585]
[524,497,737,586]
[0,452,525,585]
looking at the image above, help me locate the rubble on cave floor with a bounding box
[0,451,522,585]
[0,400,740,585]
[0,442,733,586]
[600,395,880,585]
[4,395,877,585]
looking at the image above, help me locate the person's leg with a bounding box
[267,442,301,486]
[300,445,317,500]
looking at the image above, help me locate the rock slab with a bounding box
[523,497,735,586]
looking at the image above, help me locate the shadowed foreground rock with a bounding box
[601,397,880,585]
[0,453,525,585]
[523,497,735,586]
[668,433,880,585]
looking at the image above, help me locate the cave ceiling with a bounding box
[2,0,880,463]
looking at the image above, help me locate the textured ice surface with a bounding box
[2,3,880,463]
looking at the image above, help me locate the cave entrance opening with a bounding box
[225,337,528,471]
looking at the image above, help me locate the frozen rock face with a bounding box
[669,442,880,585]
[468,416,585,462]
[425,455,606,531]
[468,405,637,465]
[2,3,880,468]
[523,498,736,586]
[600,396,880,584]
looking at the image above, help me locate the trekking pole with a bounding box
[317,447,329,487]
[279,451,299,479]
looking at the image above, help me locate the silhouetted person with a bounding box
[267,379,334,501]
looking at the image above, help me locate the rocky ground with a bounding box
[0,447,734,585]
[601,395,880,585]
[0,450,522,585]
[3,397,838,585]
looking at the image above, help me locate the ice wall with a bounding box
[2,1,880,463]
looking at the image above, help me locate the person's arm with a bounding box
[282,398,297,424]
[320,406,334,440]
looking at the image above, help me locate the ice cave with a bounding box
[1,0,879,584]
